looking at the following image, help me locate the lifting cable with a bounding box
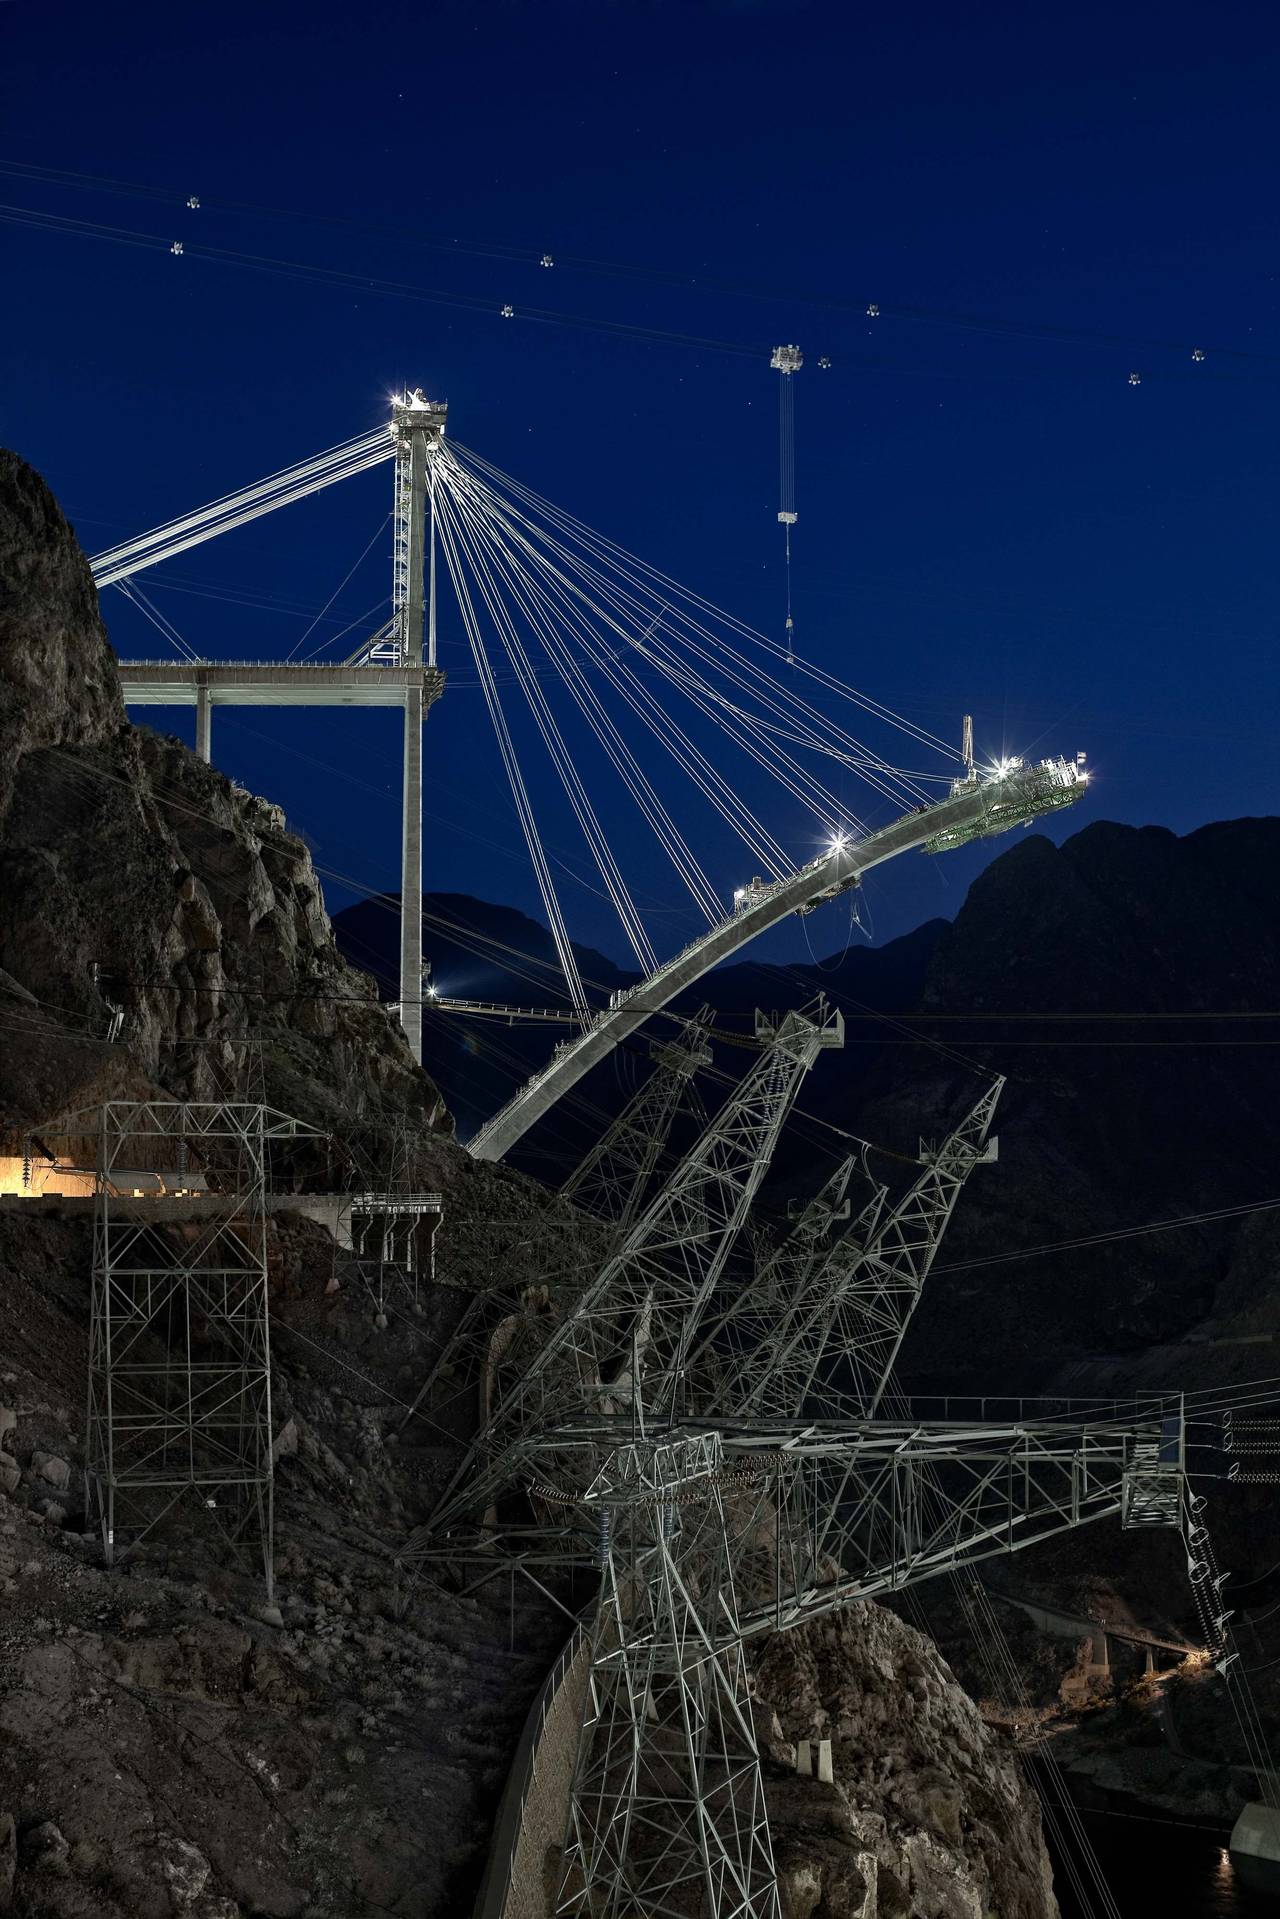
[771,345,802,663]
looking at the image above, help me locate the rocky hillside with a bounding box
[0,450,448,1161]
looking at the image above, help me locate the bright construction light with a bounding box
[828,832,848,854]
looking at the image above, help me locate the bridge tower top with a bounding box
[390,389,447,670]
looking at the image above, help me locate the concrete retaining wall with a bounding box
[474,1625,593,1919]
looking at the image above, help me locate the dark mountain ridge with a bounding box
[334,814,1280,1388]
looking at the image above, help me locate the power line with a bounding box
[4,157,1276,376]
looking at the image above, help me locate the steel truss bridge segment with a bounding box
[468,757,1085,1163]
[416,998,844,1548]
[696,1078,1004,1425]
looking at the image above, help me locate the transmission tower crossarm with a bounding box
[723,1405,1185,1641]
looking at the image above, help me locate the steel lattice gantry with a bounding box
[76,1100,320,1596]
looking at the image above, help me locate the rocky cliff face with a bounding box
[0,453,124,824]
[0,450,448,1153]
[755,1606,1058,1919]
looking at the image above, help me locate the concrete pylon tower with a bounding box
[391,390,448,1065]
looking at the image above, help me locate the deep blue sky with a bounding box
[4,0,1279,973]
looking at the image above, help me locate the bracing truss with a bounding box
[694,1078,1003,1422]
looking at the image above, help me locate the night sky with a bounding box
[5,0,1279,971]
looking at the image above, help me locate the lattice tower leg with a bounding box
[559,1473,779,1919]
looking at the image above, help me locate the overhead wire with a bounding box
[8,158,1280,377]
[435,478,657,974]
[285,514,390,662]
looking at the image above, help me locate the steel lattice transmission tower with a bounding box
[560,1434,778,1919]
[695,1077,1003,1422]
[561,1007,715,1237]
[408,1016,1190,1919]
[417,997,845,1552]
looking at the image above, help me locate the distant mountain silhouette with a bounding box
[828,817,1280,1389]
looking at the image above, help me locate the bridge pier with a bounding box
[400,685,424,1063]
[393,395,442,1069]
[196,679,211,762]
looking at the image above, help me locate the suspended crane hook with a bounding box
[770,345,803,667]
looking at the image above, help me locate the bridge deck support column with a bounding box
[400,685,424,1063]
[196,681,211,763]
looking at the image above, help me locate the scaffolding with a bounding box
[79,1100,314,1597]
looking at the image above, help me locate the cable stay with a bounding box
[449,439,962,764]
[433,497,589,1018]
[90,427,395,585]
[114,578,202,663]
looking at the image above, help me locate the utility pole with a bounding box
[392,390,447,1065]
